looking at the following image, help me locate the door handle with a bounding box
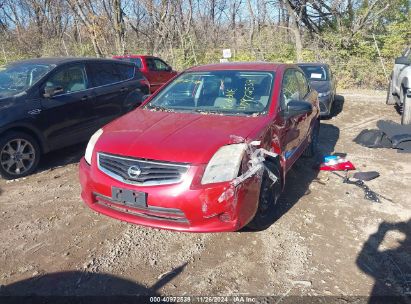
[81,96,88,101]
[120,87,128,93]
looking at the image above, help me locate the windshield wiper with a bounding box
[145,105,174,112]
[194,109,220,114]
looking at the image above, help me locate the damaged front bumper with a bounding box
[79,158,262,232]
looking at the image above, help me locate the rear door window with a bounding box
[89,62,122,87]
[116,64,135,81]
[145,58,157,71]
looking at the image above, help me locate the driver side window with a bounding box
[45,65,87,95]
[154,59,170,71]
[281,70,299,110]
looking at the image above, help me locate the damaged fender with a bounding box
[217,135,279,204]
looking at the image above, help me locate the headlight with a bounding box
[201,143,247,184]
[318,91,331,97]
[84,129,103,165]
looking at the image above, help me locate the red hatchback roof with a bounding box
[187,62,287,72]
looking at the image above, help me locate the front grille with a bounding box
[95,194,189,224]
[98,153,189,186]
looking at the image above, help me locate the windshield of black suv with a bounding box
[0,62,55,98]
[144,70,275,116]
[300,65,329,81]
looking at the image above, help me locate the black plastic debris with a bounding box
[352,171,380,181]
[353,129,392,148]
[354,120,411,153]
[343,179,380,203]
[332,171,390,204]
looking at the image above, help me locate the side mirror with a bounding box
[166,66,172,72]
[395,56,411,65]
[283,100,313,118]
[44,86,64,98]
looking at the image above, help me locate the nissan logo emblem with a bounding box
[127,165,142,178]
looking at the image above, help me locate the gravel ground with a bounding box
[0,90,410,300]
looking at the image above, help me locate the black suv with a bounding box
[0,57,149,179]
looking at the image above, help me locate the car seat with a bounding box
[67,69,86,93]
[198,79,219,107]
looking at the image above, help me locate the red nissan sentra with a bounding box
[79,62,319,232]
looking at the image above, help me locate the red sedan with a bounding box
[79,62,319,232]
[113,55,177,93]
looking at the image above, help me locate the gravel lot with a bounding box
[0,90,410,300]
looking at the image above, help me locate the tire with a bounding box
[303,119,320,157]
[247,163,282,231]
[0,131,40,180]
[386,80,395,105]
[328,96,335,117]
[402,87,411,125]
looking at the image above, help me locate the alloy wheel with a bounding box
[0,138,36,176]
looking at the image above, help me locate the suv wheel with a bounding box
[0,131,40,179]
[401,87,411,125]
[303,119,320,157]
[247,163,282,231]
[386,80,395,105]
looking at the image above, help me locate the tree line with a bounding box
[0,0,409,88]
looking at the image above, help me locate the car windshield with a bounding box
[300,65,329,81]
[144,70,275,116]
[0,62,55,98]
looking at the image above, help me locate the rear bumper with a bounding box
[79,158,261,232]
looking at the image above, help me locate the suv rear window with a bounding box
[116,57,142,68]
[300,65,329,81]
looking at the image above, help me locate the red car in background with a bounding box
[79,62,320,232]
[113,55,177,93]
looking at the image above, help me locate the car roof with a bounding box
[186,62,293,72]
[114,55,154,58]
[297,62,329,67]
[9,57,130,66]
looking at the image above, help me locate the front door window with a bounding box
[45,65,87,95]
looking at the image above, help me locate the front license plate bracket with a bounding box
[112,187,147,208]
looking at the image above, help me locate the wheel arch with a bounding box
[402,77,410,93]
[263,154,284,190]
[0,125,48,154]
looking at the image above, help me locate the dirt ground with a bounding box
[0,90,410,300]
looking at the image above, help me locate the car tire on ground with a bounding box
[402,87,411,125]
[386,80,396,105]
[303,119,320,157]
[0,131,40,180]
[247,163,282,231]
[328,96,335,117]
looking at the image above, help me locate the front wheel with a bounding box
[401,88,411,125]
[303,119,320,157]
[0,131,40,179]
[247,163,282,231]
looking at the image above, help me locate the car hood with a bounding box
[95,109,269,164]
[96,109,269,164]
[310,80,331,93]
